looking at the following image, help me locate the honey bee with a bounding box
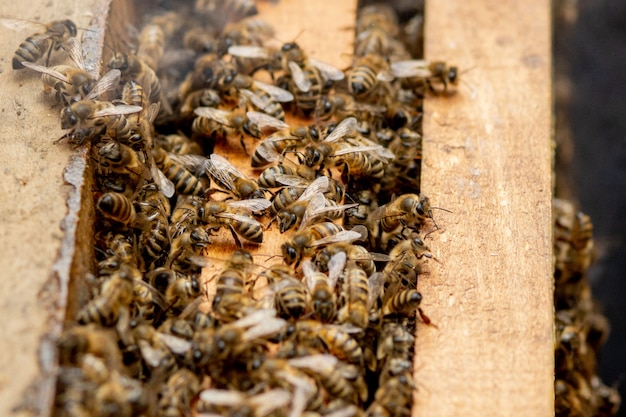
[96,192,138,228]
[295,320,365,367]
[263,264,308,320]
[193,107,288,143]
[371,193,435,233]
[76,265,136,326]
[366,371,415,417]
[155,368,201,417]
[391,59,459,93]
[169,195,203,238]
[108,53,163,106]
[337,260,378,329]
[348,53,394,99]
[179,88,222,117]
[288,354,364,405]
[195,0,258,30]
[275,176,329,232]
[1,18,77,69]
[59,99,142,145]
[281,222,363,266]
[152,147,206,196]
[96,140,150,186]
[166,227,211,275]
[319,93,386,122]
[382,288,424,318]
[251,124,319,168]
[302,255,342,323]
[200,198,268,246]
[138,214,170,272]
[211,249,255,319]
[132,324,189,374]
[238,81,293,121]
[283,61,325,117]
[205,153,267,200]
[21,38,121,105]
[136,24,166,73]
[155,132,203,155]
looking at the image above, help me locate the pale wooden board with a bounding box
[414,1,554,416]
[0,0,129,415]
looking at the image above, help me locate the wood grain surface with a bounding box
[414,0,554,416]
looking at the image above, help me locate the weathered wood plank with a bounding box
[414,1,554,416]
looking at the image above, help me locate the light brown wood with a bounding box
[0,1,131,415]
[414,1,554,416]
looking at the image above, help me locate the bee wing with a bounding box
[370,203,402,221]
[324,116,357,143]
[226,198,271,213]
[332,144,395,161]
[150,164,176,198]
[20,61,70,83]
[85,69,121,100]
[168,153,208,176]
[243,317,286,341]
[324,405,361,417]
[297,177,329,202]
[288,354,338,371]
[305,202,359,226]
[204,154,237,192]
[376,69,395,82]
[248,389,292,416]
[0,18,40,31]
[310,57,345,81]
[246,110,290,132]
[228,45,270,59]
[240,89,271,112]
[299,192,327,231]
[155,332,191,355]
[210,153,247,179]
[367,272,384,310]
[63,37,86,71]
[194,106,233,126]
[199,389,245,405]
[275,174,312,188]
[302,260,318,291]
[311,230,363,247]
[92,104,143,118]
[276,370,315,417]
[328,251,347,290]
[288,61,312,92]
[254,142,282,164]
[137,340,166,368]
[253,80,294,102]
[133,279,167,309]
[390,59,432,78]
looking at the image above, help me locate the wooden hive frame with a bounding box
[0,0,553,416]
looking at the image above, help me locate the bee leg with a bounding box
[238,134,250,156]
[228,225,243,248]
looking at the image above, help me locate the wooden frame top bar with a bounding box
[415,0,554,416]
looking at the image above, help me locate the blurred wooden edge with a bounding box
[14,0,136,415]
[414,0,554,416]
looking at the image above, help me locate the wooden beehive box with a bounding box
[0,0,553,416]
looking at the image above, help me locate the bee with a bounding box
[197,388,291,417]
[136,23,166,73]
[263,264,308,320]
[59,99,142,145]
[288,354,364,405]
[382,288,425,319]
[270,172,344,216]
[108,53,163,106]
[283,61,325,117]
[138,214,170,272]
[295,320,365,367]
[155,132,203,155]
[211,249,254,319]
[170,195,203,237]
[251,124,319,168]
[1,18,77,69]
[282,222,364,266]
[319,93,386,122]
[76,265,136,326]
[348,53,394,99]
[195,0,258,30]
[166,227,211,275]
[96,140,150,187]
[238,81,293,121]
[193,107,288,143]
[302,255,343,323]
[200,198,268,246]
[96,192,138,228]
[371,193,435,234]
[152,147,206,196]
[205,153,267,200]
[382,234,432,291]
[155,369,201,417]
[275,176,330,232]
[391,59,459,93]
[366,371,415,417]
[132,324,189,375]
[337,260,380,329]
[179,88,222,117]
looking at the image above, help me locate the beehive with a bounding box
[0,0,554,416]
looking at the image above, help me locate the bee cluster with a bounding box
[6,0,450,415]
[553,198,620,417]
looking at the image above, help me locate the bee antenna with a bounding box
[430,206,453,213]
